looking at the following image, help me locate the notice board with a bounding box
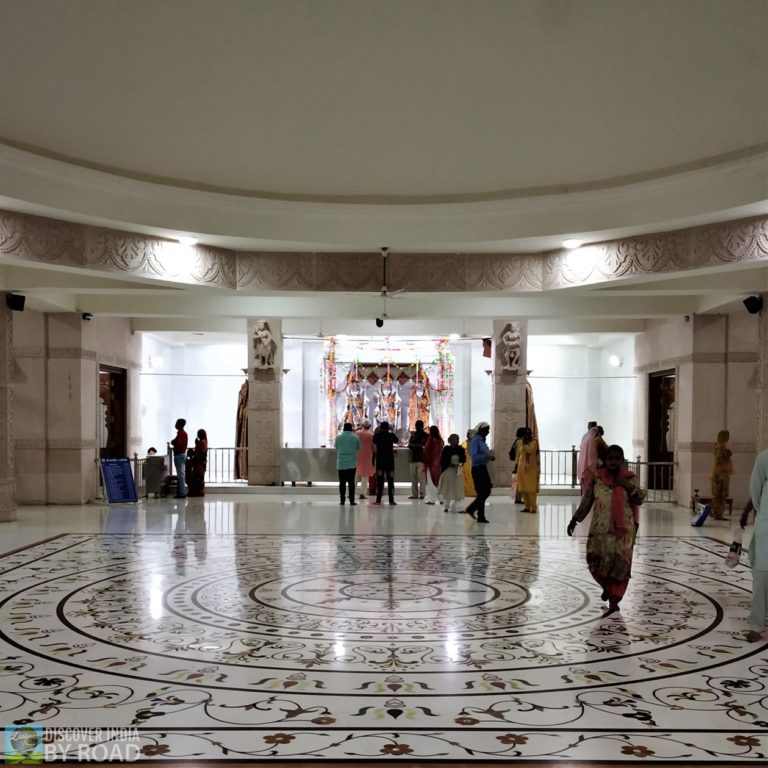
[100,457,138,503]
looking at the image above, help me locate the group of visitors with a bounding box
[335,419,502,521]
[170,417,208,498]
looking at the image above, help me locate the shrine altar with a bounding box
[322,337,455,443]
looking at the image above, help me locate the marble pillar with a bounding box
[0,306,17,521]
[756,301,768,454]
[492,319,528,488]
[674,314,756,504]
[46,315,99,504]
[247,318,282,485]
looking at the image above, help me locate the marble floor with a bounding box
[0,492,765,765]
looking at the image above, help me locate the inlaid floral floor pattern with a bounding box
[1,533,766,762]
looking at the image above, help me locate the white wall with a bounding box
[140,337,247,453]
[140,334,635,453]
[528,339,635,452]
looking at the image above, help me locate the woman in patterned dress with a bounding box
[567,444,645,614]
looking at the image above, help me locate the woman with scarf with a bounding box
[186,428,208,497]
[461,428,476,498]
[422,425,445,505]
[516,428,540,513]
[567,444,644,614]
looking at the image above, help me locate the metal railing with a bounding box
[128,447,675,500]
[131,449,248,493]
[626,458,675,503]
[206,447,248,484]
[538,448,676,502]
[540,449,579,487]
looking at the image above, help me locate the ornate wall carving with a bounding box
[0,210,86,265]
[1,209,767,294]
[238,252,315,291]
[313,253,381,292]
[542,216,768,289]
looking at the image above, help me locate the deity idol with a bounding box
[344,380,368,426]
[408,381,431,431]
[375,379,401,431]
[253,320,277,370]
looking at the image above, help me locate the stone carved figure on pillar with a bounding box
[344,379,368,427]
[500,322,522,372]
[253,320,277,370]
[375,376,401,432]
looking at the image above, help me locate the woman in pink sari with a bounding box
[422,425,444,505]
[567,444,645,615]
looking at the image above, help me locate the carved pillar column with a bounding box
[0,306,17,521]
[247,318,282,485]
[756,303,768,454]
[492,319,528,488]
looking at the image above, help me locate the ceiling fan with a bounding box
[373,247,404,300]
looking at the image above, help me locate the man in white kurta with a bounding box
[748,450,768,640]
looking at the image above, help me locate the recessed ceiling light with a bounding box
[178,236,198,246]
[563,238,583,249]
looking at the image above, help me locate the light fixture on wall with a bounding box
[177,236,198,246]
[608,355,623,368]
[563,238,583,250]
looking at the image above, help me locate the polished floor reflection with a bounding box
[0,494,765,762]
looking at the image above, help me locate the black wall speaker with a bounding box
[5,293,25,312]
[743,295,764,315]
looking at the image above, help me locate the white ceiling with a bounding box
[0,0,766,337]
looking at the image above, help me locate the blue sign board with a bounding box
[100,457,138,503]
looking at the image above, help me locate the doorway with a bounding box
[99,366,127,458]
[647,369,675,491]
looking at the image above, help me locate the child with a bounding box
[438,434,466,513]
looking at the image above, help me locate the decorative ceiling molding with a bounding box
[542,216,768,289]
[1,209,767,295]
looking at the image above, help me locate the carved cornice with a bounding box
[634,358,682,374]
[0,210,86,265]
[635,350,759,374]
[13,347,47,359]
[48,348,98,361]
[15,439,46,450]
[727,352,759,363]
[47,439,98,450]
[542,216,768,289]
[1,209,767,294]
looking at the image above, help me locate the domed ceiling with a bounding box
[0,0,767,337]
[0,0,766,251]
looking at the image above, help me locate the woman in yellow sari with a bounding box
[461,428,475,497]
[516,428,540,513]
